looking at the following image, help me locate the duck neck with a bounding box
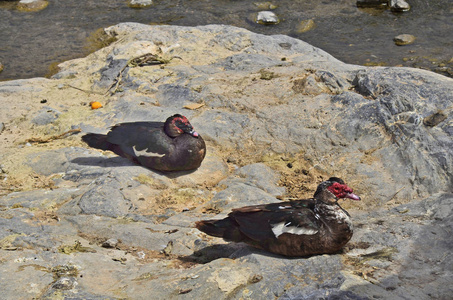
[314,201,353,232]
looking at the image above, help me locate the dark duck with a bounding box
[196,177,361,257]
[82,114,206,172]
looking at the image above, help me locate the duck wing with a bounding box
[229,200,320,242]
[106,122,170,157]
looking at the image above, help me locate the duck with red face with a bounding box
[196,177,361,257]
[82,114,206,172]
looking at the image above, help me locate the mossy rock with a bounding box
[16,0,49,12]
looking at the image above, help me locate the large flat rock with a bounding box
[0,23,452,299]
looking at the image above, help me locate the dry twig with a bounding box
[26,128,81,144]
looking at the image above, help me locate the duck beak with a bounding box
[346,193,361,201]
[188,129,199,137]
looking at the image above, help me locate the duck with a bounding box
[82,114,206,172]
[195,177,361,257]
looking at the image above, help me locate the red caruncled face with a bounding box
[171,115,199,137]
[327,182,360,200]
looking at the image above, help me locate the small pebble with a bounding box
[394,34,415,46]
[296,19,315,33]
[52,277,77,290]
[390,0,410,12]
[254,2,278,10]
[128,0,153,8]
[102,238,119,248]
[256,11,279,25]
[16,0,49,12]
[137,251,146,259]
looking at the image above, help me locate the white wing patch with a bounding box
[278,206,291,209]
[133,146,166,158]
[271,222,318,238]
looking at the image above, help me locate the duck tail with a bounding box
[82,133,112,151]
[195,218,239,240]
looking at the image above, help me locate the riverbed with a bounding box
[0,0,452,80]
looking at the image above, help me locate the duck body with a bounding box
[196,177,360,257]
[82,114,206,172]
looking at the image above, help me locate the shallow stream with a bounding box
[1,0,452,80]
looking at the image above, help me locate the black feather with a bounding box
[81,133,112,151]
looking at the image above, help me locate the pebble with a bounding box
[255,11,279,25]
[0,122,4,134]
[394,34,416,46]
[296,19,316,33]
[16,0,49,12]
[102,238,119,248]
[52,277,77,290]
[390,0,410,12]
[128,0,153,8]
[254,2,277,10]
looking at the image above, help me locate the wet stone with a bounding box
[296,19,315,33]
[390,0,410,12]
[393,34,415,46]
[256,11,279,25]
[16,0,49,12]
[254,2,278,10]
[128,0,153,8]
[423,110,447,127]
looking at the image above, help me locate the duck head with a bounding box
[314,177,361,204]
[164,114,199,138]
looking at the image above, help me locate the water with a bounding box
[1,0,452,81]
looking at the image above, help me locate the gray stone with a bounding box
[16,0,48,12]
[0,24,452,300]
[51,70,78,79]
[102,238,119,248]
[31,106,61,125]
[129,0,153,8]
[207,182,278,212]
[77,177,132,218]
[156,84,201,107]
[256,11,279,25]
[394,34,416,46]
[0,188,81,209]
[201,163,285,212]
[234,163,285,196]
[390,0,410,12]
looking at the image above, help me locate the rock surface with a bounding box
[0,23,452,299]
